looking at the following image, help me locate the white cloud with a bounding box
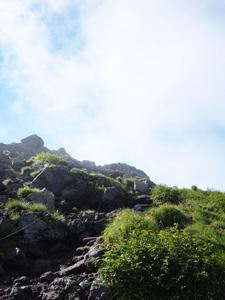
[0,0,225,190]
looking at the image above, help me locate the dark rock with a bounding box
[0,264,4,275]
[0,252,4,264]
[10,158,26,170]
[41,291,63,300]
[133,180,149,194]
[84,245,103,270]
[59,259,85,276]
[0,182,6,192]
[14,276,31,285]
[9,286,26,300]
[12,213,47,243]
[32,259,52,275]
[3,247,28,269]
[88,278,113,300]
[50,243,67,253]
[26,188,55,211]
[40,271,57,283]
[0,216,15,234]
[32,166,72,194]
[21,134,44,148]
[101,187,128,211]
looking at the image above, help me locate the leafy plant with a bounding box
[150,203,191,228]
[2,178,13,186]
[150,185,180,205]
[5,199,30,212]
[35,152,67,165]
[98,227,225,300]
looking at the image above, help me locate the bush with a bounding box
[150,185,181,205]
[21,166,32,175]
[150,203,191,228]
[35,152,67,165]
[102,209,158,244]
[98,227,225,300]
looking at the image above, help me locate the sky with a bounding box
[0,0,225,191]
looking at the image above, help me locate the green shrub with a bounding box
[103,209,158,244]
[30,170,41,178]
[21,166,32,175]
[30,203,48,212]
[150,185,180,205]
[70,168,88,176]
[150,203,191,228]
[5,199,30,212]
[2,178,13,186]
[98,227,225,300]
[35,152,67,165]
[17,187,42,197]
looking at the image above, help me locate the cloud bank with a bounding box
[0,0,225,190]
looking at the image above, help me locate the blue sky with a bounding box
[0,0,225,191]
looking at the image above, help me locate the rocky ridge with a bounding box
[0,134,155,300]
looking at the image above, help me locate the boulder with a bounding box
[33,259,52,275]
[26,188,55,211]
[12,213,47,243]
[32,166,72,194]
[0,216,15,235]
[133,180,149,194]
[84,244,103,270]
[101,187,128,211]
[10,157,26,170]
[21,134,44,148]
[3,247,28,269]
[88,278,113,300]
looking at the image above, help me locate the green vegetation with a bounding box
[21,166,32,175]
[2,178,13,186]
[97,185,225,299]
[30,169,41,178]
[5,199,30,212]
[35,152,67,165]
[17,187,42,197]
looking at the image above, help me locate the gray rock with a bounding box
[21,134,44,148]
[33,259,52,275]
[3,247,28,269]
[51,277,80,296]
[60,259,85,276]
[0,216,15,234]
[32,166,72,194]
[101,187,127,211]
[40,271,57,283]
[84,245,103,270]
[88,278,113,300]
[11,157,26,170]
[41,229,66,241]
[68,218,86,237]
[133,180,149,194]
[41,291,63,300]
[14,276,31,285]
[12,213,47,243]
[26,188,55,211]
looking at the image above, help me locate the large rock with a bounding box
[12,213,47,243]
[32,166,72,194]
[84,244,103,270]
[3,247,28,269]
[88,278,113,300]
[33,259,52,275]
[21,134,44,148]
[0,216,15,235]
[26,188,55,211]
[101,187,128,211]
[133,180,149,194]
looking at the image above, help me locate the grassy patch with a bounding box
[17,187,42,197]
[35,152,67,166]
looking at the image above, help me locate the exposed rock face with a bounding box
[26,188,55,211]
[101,187,128,211]
[21,134,45,148]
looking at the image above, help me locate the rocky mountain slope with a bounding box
[0,134,155,300]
